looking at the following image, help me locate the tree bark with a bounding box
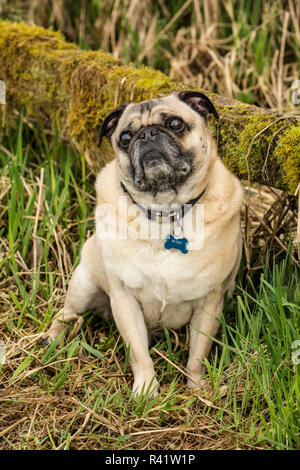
[0,20,299,192]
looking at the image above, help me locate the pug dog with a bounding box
[42,91,243,397]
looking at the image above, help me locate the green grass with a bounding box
[0,118,299,450]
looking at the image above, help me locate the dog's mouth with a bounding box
[142,151,172,178]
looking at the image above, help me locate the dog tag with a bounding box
[164,211,188,254]
[164,234,188,254]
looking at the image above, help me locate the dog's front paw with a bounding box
[132,374,160,399]
[38,314,84,347]
[37,331,58,347]
[186,371,206,390]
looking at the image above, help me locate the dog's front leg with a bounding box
[186,289,224,389]
[110,289,159,397]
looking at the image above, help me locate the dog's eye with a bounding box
[120,131,132,147]
[168,117,185,132]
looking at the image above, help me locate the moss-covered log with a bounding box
[0,20,299,192]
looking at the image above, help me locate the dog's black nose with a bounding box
[139,127,159,142]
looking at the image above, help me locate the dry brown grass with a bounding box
[168,0,300,113]
[241,181,299,271]
[0,329,253,450]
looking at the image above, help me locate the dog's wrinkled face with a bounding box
[119,112,193,194]
[98,91,219,197]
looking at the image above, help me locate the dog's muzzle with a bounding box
[130,126,191,192]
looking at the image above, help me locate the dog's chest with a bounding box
[105,241,212,306]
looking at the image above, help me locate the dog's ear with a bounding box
[98,104,129,147]
[177,91,219,120]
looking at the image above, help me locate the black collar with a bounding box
[120,182,206,222]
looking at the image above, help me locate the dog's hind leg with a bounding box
[41,239,109,345]
[40,308,84,345]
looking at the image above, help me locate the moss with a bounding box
[274,125,300,193]
[0,19,179,164]
[219,110,300,192]
[0,19,299,191]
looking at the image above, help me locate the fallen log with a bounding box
[0,19,299,193]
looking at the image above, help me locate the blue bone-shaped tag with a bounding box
[164,234,188,254]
